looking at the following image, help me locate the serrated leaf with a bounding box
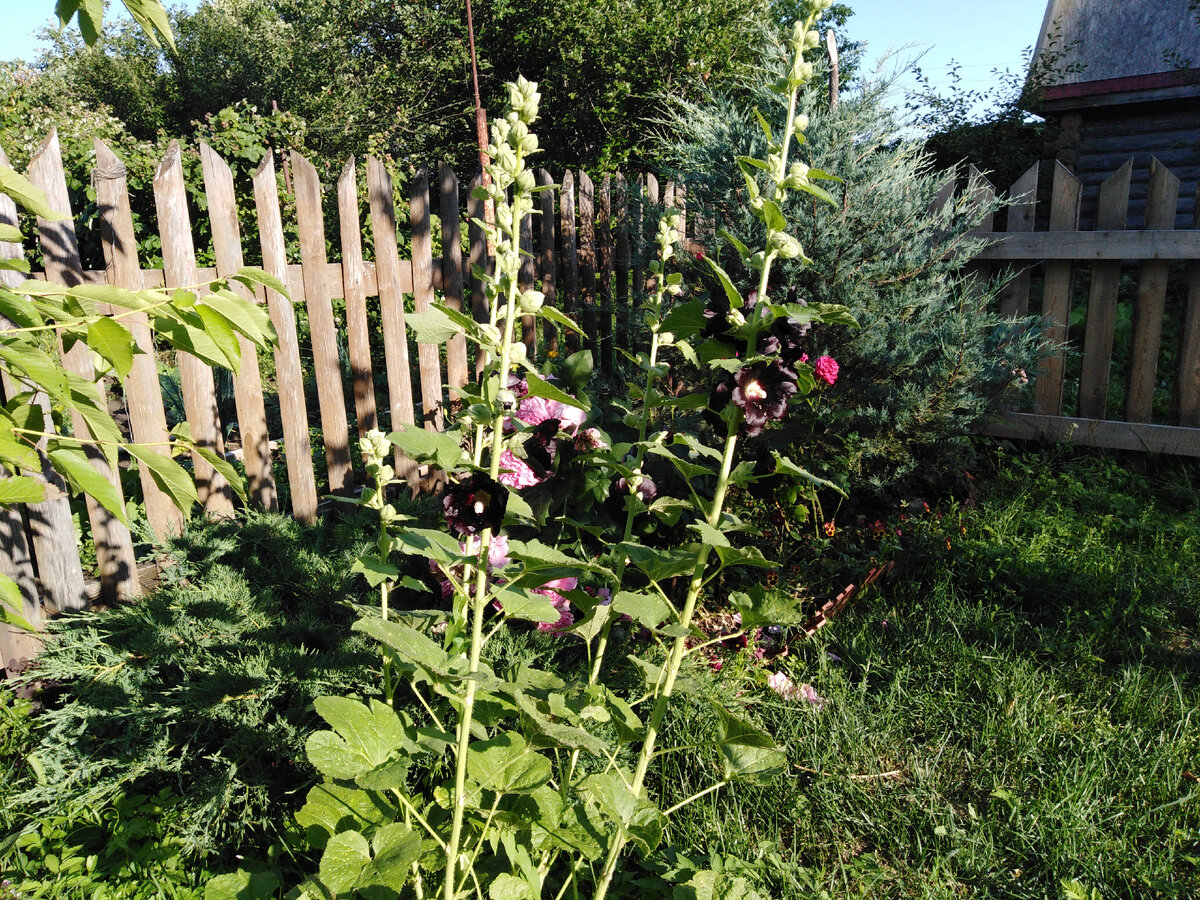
[194,303,241,373]
[120,0,176,50]
[0,223,22,242]
[728,585,805,629]
[307,697,408,780]
[523,371,585,410]
[713,704,786,782]
[406,306,459,343]
[122,444,197,517]
[319,830,371,893]
[350,554,400,588]
[386,424,465,469]
[296,782,396,850]
[611,590,672,629]
[0,290,41,328]
[0,475,44,504]
[353,617,455,679]
[367,823,420,890]
[659,300,706,339]
[772,452,846,496]
[468,731,552,794]
[0,430,41,475]
[86,317,136,380]
[492,586,561,624]
[581,770,664,854]
[198,289,275,348]
[189,443,249,506]
[47,446,127,525]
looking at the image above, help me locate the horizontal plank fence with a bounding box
[0,130,691,671]
[954,159,1200,456]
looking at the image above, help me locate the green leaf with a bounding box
[0,258,31,274]
[0,289,41,329]
[468,731,552,793]
[561,349,593,391]
[713,704,787,782]
[386,424,466,469]
[760,199,786,232]
[307,697,408,780]
[232,265,288,299]
[119,0,177,50]
[198,289,276,349]
[203,869,280,900]
[86,317,137,380]
[123,444,197,517]
[47,447,128,525]
[523,371,585,410]
[0,475,46,505]
[728,585,805,629]
[627,655,699,695]
[753,108,773,141]
[319,830,371,894]
[350,554,400,588]
[687,521,731,548]
[618,541,702,583]
[189,443,249,506]
[711,543,775,570]
[0,573,36,632]
[367,823,421,891]
[491,873,533,900]
[194,303,242,373]
[718,228,752,263]
[0,165,65,221]
[659,300,707,339]
[539,305,584,335]
[0,223,22,242]
[406,306,459,343]
[797,181,838,207]
[703,257,744,310]
[0,430,41,475]
[581,770,664,854]
[392,527,471,565]
[353,617,456,680]
[611,590,672,629]
[295,782,396,850]
[492,586,561,624]
[772,452,847,497]
[0,343,69,404]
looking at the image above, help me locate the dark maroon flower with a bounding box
[522,418,559,478]
[614,473,658,503]
[443,472,508,536]
[732,361,798,436]
[771,312,810,365]
[704,371,736,431]
[702,294,733,338]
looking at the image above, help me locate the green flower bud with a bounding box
[769,231,805,259]
[519,134,539,154]
[519,289,545,313]
[804,29,821,49]
[793,114,810,134]
[515,168,536,194]
[509,341,528,363]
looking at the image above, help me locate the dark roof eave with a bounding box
[1036,69,1200,113]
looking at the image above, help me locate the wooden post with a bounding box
[94,139,184,540]
[597,175,614,373]
[337,157,379,446]
[410,168,446,431]
[998,163,1039,318]
[252,154,318,523]
[614,174,631,345]
[963,166,995,304]
[1177,184,1200,427]
[827,31,840,109]
[536,170,558,356]
[559,170,580,354]
[154,141,235,516]
[199,142,277,511]
[366,157,419,486]
[1078,160,1132,420]
[291,151,354,494]
[29,131,139,604]
[631,174,646,302]
[1033,161,1081,417]
[1124,158,1180,423]
[439,163,469,395]
[578,171,598,360]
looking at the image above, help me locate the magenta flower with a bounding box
[497,449,541,489]
[814,355,839,386]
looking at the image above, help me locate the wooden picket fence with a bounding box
[0,130,693,669]
[949,159,1200,457]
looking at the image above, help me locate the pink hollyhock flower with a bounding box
[516,394,587,435]
[766,670,799,699]
[497,449,540,489]
[539,575,578,593]
[814,355,839,386]
[799,683,827,709]
[557,403,587,434]
[575,427,608,450]
[538,607,575,632]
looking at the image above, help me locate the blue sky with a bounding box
[2,0,1051,116]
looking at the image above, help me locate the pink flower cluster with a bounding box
[814,355,839,386]
[495,392,591,490]
[533,575,577,632]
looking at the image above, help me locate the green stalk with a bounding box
[591,426,739,900]
[443,199,525,900]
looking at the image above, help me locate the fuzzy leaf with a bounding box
[353,617,456,680]
[307,697,408,780]
[468,731,552,794]
[492,586,561,624]
[611,590,672,629]
[523,371,585,410]
[319,830,371,894]
[539,305,584,335]
[386,424,465,469]
[350,554,400,588]
[295,782,394,850]
[703,257,744,310]
[581,770,664,854]
[406,306,460,343]
[560,349,593,392]
[713,704,787,782]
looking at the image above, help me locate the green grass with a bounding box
[651,446,1200,899]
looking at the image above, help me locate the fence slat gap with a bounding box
[439,163,469,396]
[410,167,446,432]
[578,171,598,360]
[519,197,537,358]
[559,171,580,354]
[536,170,558,356]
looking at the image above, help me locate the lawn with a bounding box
[2,444,1198,899]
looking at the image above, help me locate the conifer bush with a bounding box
[663,52,1047,496]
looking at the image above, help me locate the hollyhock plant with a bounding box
[732,360,799,436]
[497,449,540,489]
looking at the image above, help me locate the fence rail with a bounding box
[0,131,686,669]
[958,158,1200,456]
